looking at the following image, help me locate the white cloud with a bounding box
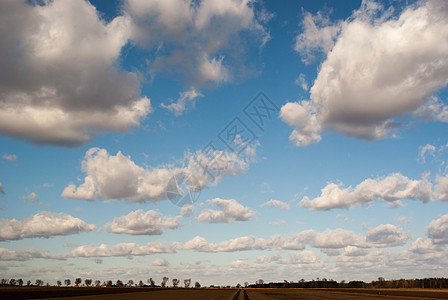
[385,200,405,208]
[261,199,290,210]
[181,204,194,217]
[2,153,17,163]
[269,220,286,226]
[320,248,342,257]
[22,192,41,205]
[277,251,320,265]
[283,0,448,146]
[269,234,305,251]
[62,243,79,249]
[305,228,366,249]
[279,101,321,146]
[0,0,270,145]
[366,224,409,248]
[426,214,448,244]
[197,56,229,85]
[66,242,173,258]
[409,238,439,254]
[0,241,173,261]
[180,228,369,254]
[344,246,369,256]
[418,144,436,163]
[397,216,410,224]
[269,228,367,251]
[106,209,180,235]
[414,96,448,123]
[62,147,172,202]
[0,212,96,241]
[161,88,203,116]
[294,73,309,91]
[300,173,432,210]
[0,225,423,265]
[184,144,254,190]
[195,198,255,223]
[434,174,448,201]
[0,0,151,146]
[126,0,269,86]
[62,146,254,203]
[152,258,170,267]
[182,235,270,252]
[294,10,341,64]
[0,248,61,261]
[255,254,277,264]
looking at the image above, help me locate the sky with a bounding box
[1,0,448,287]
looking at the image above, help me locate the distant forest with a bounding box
[249,278,448,289]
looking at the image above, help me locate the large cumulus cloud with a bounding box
[281,0,448,146]
[62,146,254,203]
[0,0,269,144]
[0,0,150,146]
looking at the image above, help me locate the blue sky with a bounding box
[1,0,448,286]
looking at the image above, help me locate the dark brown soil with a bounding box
[1,287,448,300]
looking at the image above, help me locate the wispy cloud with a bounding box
[261,199,290,210]
[161,88,203,116]
[22,192,42,206]
[2,153,17,163]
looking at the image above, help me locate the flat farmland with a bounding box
[245,288,448,299]
[2,287,448,300]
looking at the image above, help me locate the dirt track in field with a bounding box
[2,287,448,300]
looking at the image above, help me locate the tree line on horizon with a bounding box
[249,277,448,289]
[1,277,448,289]
[0,277,200,289]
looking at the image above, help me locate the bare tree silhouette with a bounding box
[75,278,81,287]
[184,279,191,288]
[85,279,92,287]
[172,278,179,287]
[148,278,155,287]
[161,277,169,288]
